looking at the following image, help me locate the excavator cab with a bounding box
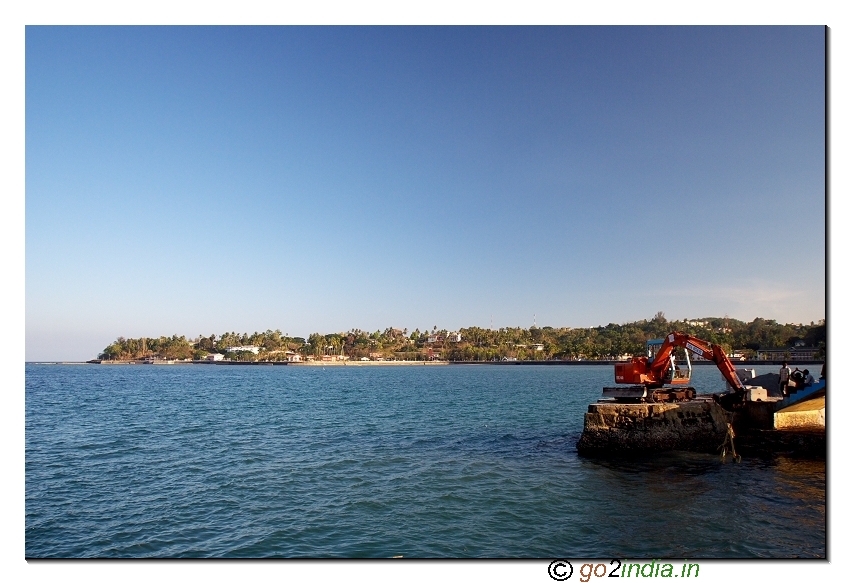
[615,338,693,387]
[647,338,692,385]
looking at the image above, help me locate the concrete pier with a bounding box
[577,390,825,457]
[576,397,731,455]
[774,391,825,430]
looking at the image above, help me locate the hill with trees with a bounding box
[97,313,825,363]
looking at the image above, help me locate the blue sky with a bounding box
[25,26,826,360]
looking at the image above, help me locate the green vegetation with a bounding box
[97,314,825,362]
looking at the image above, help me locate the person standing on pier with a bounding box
[779,361,791,397]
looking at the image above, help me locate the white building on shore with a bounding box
[225,345,260,355]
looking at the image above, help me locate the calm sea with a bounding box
[25,363,825,558]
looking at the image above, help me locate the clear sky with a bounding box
[25,25,826,361]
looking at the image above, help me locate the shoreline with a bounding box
[35,359,824,367]
[290,360,449,366]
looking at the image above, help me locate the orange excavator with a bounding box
[608,332,748,410]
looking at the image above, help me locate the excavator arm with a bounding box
[650,333,745,392]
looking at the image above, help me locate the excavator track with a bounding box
[648,387,696,403]
[601,386,696,403]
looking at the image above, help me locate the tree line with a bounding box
[97,313,825,362]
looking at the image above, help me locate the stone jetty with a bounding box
[576,397,731,455]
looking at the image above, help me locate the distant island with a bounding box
[95,313,825,364]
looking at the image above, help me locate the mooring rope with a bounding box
[719,412,742,463]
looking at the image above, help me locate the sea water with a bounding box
[25,363,825,558]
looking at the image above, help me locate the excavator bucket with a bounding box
[714,391,746,411]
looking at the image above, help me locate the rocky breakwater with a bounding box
[576,397,730,455]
